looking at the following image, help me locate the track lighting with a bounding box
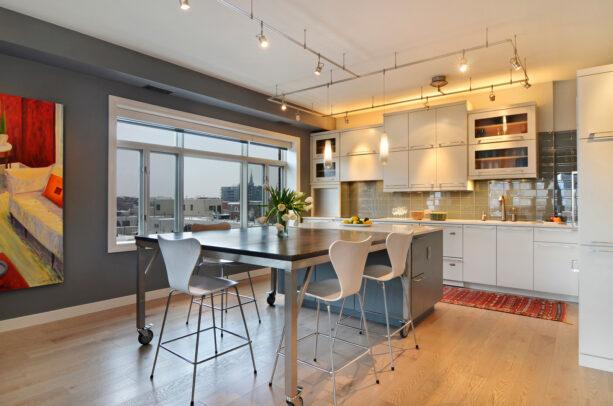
[179,0,190,10]
[314,55,324,75]
[489,85,496,101]
[295,111,301,121]
[510,56,521,71]
[257,21,269,48]
[459,50,468,73]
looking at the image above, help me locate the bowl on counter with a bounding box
[410,210,425,220]
[430,212,448,221]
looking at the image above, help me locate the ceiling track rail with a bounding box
[216,0,360,78]
[319,78,529,117]
[266,32,530,118]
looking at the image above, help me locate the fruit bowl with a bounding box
[342,216,373,226]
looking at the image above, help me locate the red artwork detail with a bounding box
[0,94,56,167]
[0,253,30,292]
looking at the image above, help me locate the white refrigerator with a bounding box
[577,64,613,372]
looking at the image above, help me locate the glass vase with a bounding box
[277,214,289,238]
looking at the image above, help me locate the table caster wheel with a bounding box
[138,329,154,345]
[286,396,303,406]
[267,292,276,306]
[399,324,410,338]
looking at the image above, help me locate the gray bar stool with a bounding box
[360,232,419,371]
[150,235,256,406]
[186,222,262,327]
[269,236,379,406]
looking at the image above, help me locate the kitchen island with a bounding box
[272,221,443,329]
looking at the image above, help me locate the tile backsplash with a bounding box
[340,131,577,222]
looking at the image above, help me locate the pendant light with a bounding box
[380,70,389,166]
[323,139,333,169]
[459,49,468,73]
[489,85,496,101]
[257,21,269,48]
[179,0,190,10]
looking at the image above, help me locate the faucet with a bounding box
[498,195,506,221]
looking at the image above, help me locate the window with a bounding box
[109,96,299,252]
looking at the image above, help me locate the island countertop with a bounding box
[296,220,442,235]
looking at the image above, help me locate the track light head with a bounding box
[344,113,349,124]
[510,57,521,71]
[257,21,269,48]
[489,85,496,102]
[314,55,324,75]
[295,111,301,121]
[179,0,190,10]
[523,80,531,89]
[281,101,287,111]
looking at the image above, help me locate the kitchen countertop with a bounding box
[304,217,578,229]
[296,220,443,235]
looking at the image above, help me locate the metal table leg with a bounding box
[267,268,278,305]
[284,268,301,405]
[136,246,159,345]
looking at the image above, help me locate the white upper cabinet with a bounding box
[311,132,339,159]
[497,227,534,290]
[469,103,536,145]
[409,148,437,190]
[383,112,409,151]
[436,145,468,189]
[436,103,467,146]
[339,126,382,156]
[577,69,613,139]
[340,154,383,182]
[383,150,409,190]
[409,109,436,149]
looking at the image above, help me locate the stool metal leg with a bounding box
[326,302,337,406]
[235,285,257,374]
[268,324,285,386]
[381,281,395,370]
[313,299,321,361]
[220,289,224,337]
[191,295,204,405]
[408,305,419,349]
[186,295,194,325]
[247,271,262,323]
[359,279,367,334]
[210,294,218,354]
[150,290,174,379]
[357,292,380,385]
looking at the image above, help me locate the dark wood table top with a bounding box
[135,226,389,262]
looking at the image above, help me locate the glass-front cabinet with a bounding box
[469,104,536,144]
[311,158,339,183]
[469,140,537,179]
[311,132,339,159]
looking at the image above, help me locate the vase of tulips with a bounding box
[257,185,312,237]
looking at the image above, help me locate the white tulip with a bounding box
[263,184,269,191]
[256,216,267,224]
[282,213,290,222]
[305,205,312,211]
[305,196,313,203]
[275,223,285,231]
[289,212,297,220]
[277,203,286,212]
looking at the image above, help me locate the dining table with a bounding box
[134,226,389,405]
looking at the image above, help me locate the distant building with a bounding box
[221,173,263,204]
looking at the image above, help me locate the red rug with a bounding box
[441,286,568,323]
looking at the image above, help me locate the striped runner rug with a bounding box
[441,286,568,323]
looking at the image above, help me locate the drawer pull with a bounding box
[449,263,456,267]
[412,274,426,283]
[449,232,456,235]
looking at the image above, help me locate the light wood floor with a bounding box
[1,276,612,406]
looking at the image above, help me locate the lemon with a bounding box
[365,220,372,224]
[343,219,350,224]
[352,220,359,224]
[351,216,359,222]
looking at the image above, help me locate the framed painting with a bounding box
[0,93,63,292]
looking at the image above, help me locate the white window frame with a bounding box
[108,95,301,253]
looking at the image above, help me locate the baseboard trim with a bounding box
[579,353,613,372]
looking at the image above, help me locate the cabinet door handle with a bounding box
[438,141,465,147]
[591,241,613,245]
[449,263,456,267]
[506,135,525,140]
[427,246,431,260]
[591,249,613,253]
[412,274,426,283]
[410,183,432,187]
[449,232,456,235]
[588,131,613,140]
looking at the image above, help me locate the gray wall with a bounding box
[0,52,311,320]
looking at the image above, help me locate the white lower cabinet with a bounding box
[443,258,463,281]
[497,227,533,290]
[533,242,578,296]
[442,225,463,258]
[383,150,409,190]
[579,247,613,360]
[463,225,497,285]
